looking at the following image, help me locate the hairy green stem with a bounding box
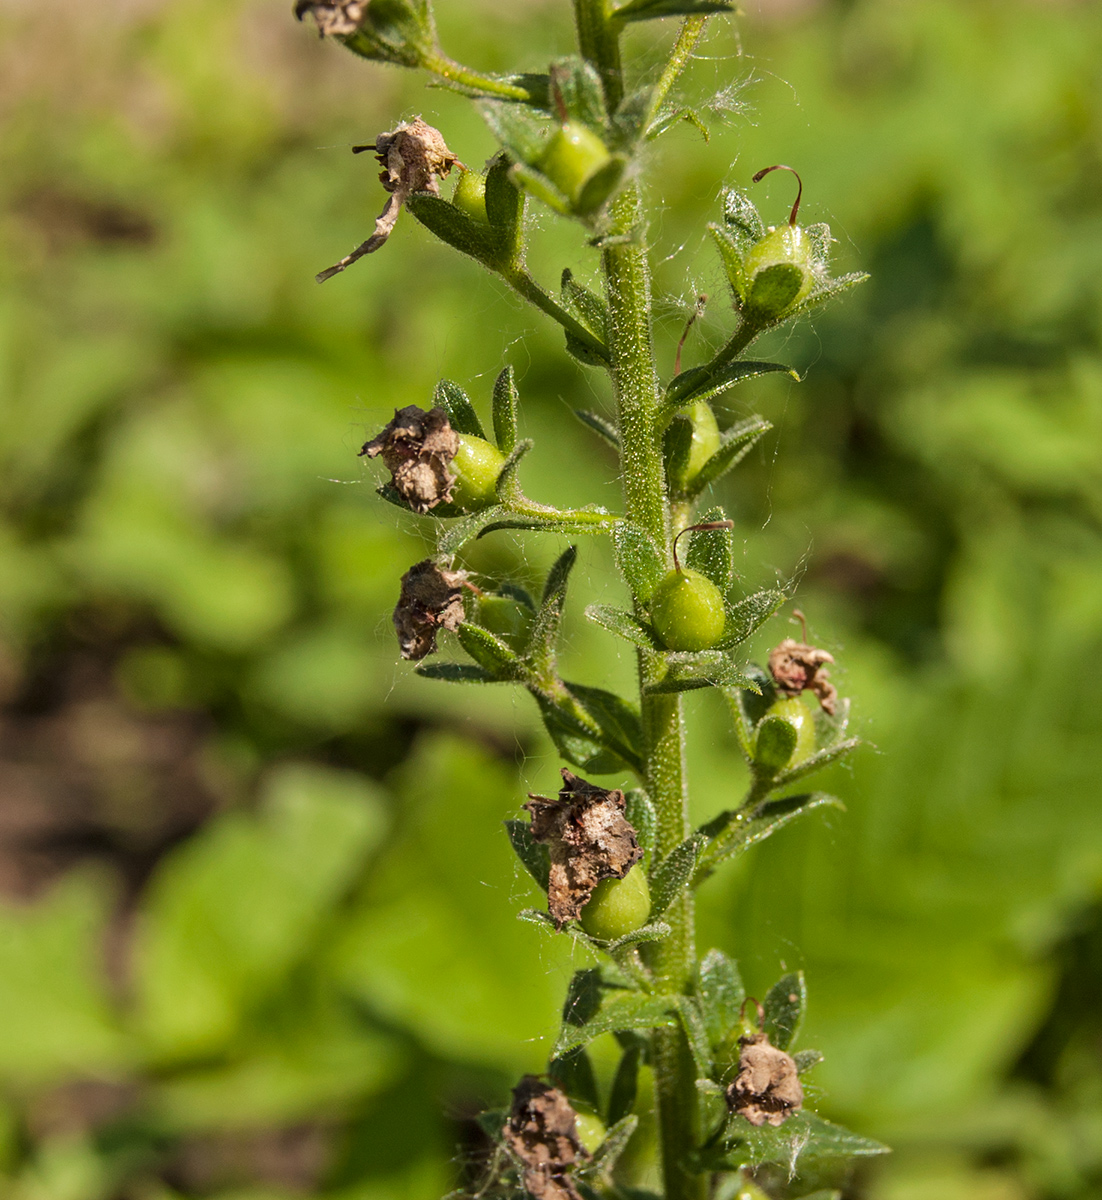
[644,16,711,133]
[572,0,624,110]
[422,50,531,101]
[502,267,610,362]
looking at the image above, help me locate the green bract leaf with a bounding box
[696,950,746,1049]
[337,0,433,67]
[406,193,507,268]
[687,418,773,497]
[701,1111,889,1170]
[525,545,576,674]
[492,365,520,453]
[723,187,766,249]
[474,511,614,540]
[504,818,550,891]
[574,409,620,449]
[565,681,645,775]
[433,380,486,440]
[556,969,678,1055]
[414,662,499,683]
[607,1040,642,1125]
[794,1049,823,1075]
[695,792,845,883]
[614,522,667,604]
[457,623,522,679]
[434,506,507,556]
[484,152,524,256]
[649,833,707,918]
[550,56,608,130]
[565,330,610,368]
[676,995,713,1078]
[786,272,869,321]
[603,921,671,953]
[762,970,805,1050]
[614,0,736,21]
[772,736,861,789]
[645,651,755,695]
[493,438,533,503]
[510,160,572,216]
[664,413,695,493]
[561,269,609,340]
[716,589,787,650]
[686,507,733,591]
[665,358,794,410]
[550,1046,601,1114]
[624,789,656,867]
[585,604,663,650]
[478,99,551,166]
[710,225,746,302]
[579,1114,639,1177]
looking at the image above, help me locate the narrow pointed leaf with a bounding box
[702,1111,889,1170]
[504,818,550,891]
[794,1049,823,1075]
[550,1046,601,1114]
[478,99,550,166]
[562,268,609,337]
[696,950,746,1048]
[710,224,746,301]
[492,365,520,453]
[474,511,614,540]
[717,589,787,649]
[456,623,522,678]
[493,438,533,503]
[772,737,861,788]
[686,507,733,591]
[614,522,667,604]
[665,359,793,411]
[615,0,735,20]
[406,193,506,266]
[565,682,645,775]
[525,546,577,673]
[604,921,670,953]
[433,379,486,439]
[585,604,663,650]
[435,505,508,556]
[624,790,656,867]
[574,409,620,449]
[786,272,869,321]
[484,152,524,251]
[688,417,773,496]
[415,662,498,683]
[533,692,619,775]
[645,651,755,695]
[550,56,608,129]
[676,995,713,1079]
[664,414,695,493]
[649,833,707,918]
[557,990,678,1055]
[580,1115,639,1178]
[607,1041,642,1126]
[763,971,805,1050]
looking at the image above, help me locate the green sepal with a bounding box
[549,1046,601,1114]
[746,263,805,322]
[565,681,645,775]
[771,736,861,789]
[510,161,573,217]
[524,545,576,674]
[533,693,621,776]
[649,833,707,918]
[585,604,663,650]
[601,921,670,953]
[474,510,614,541]
[611,87,652,148]
[664,358,794,410]
[649,105,710,143]
[614,522,667,604]
[492,365,520,453]
[698,1111,889,1171]
[754,713,799,771]
[675,995,713,1079]
[561,268,610,341]
[566,331,610,368]
[484,151,524,257]
[575,155,627,216]
[709,224,747,302]
[556,968,678,1055]
[574,409,620,449]
[433,379,486,439]
[607,1040,642,1125]
[335,0,434,68]
[715,589,787,650]
[578,1114,639,1178]
[722,187,766,250]
[695,792,845,884]
[783,272,869,322]
[414,662,498,683]
[457,622,522,679]
[614,0,735,20]
[549,56,608,130]
[504,818,550,891]
[663,414,695,493]
[683,417,773,498]
[478,98,551,166]
[762,970,805,1050]
[685,507,733,591]
[695,949,746,1049]
[406,192,508,268]
[644,651,756,696]
[493,438,533,504]
[624,789,656,868]
[434,505,508,556]
[794,1049,823,1075]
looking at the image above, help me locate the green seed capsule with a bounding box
[650,567,726,652]
[538,121,613,206]
[451,169,489,223]
[742,224,815,319]
[755,695,816,770]
[580,867,651,941]
[475,595,532,651]
[573,1110,607,1155]
[450,434,505,511]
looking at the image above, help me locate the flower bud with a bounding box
[537,122,620,215]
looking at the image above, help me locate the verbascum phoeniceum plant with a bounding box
[295,1,886,1197]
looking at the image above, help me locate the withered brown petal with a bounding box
[504,1076,587,1200]
[726,1033,803,1128]
[768,637,838,717]
[524,769,642,928]
[294,0,366,38]
[392,559,466,661]
[362,405,459,514]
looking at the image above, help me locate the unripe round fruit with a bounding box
[573,1110,606,1155]
[580,867,651,941]
[681,400,721,483]
[755,695,816,770]
[742,224,814,317]
[452,169,489,223]
[538,121,612,205]
[450,434,505,510]
[650,568,726,652]
[475,595,532,651]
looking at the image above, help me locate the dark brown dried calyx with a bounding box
[293,0,366,38]
[317,118,461,280]
[393,559,466,661]
[504,1076,588,1200]
[768,638,837,716]
[726,1032,803,1127]
[362,405,459,514]
[524,770,643,928]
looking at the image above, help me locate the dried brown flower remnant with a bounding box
[726,1033,803,1127]
[317,118,460,282]
[293,0,366,38]
[504,1076,587,1200]
[524,769,642,928]
[362,405,458,513]
[768,638,837,716]
[392,560,466,661]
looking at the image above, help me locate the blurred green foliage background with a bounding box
[0,0,1101,1198]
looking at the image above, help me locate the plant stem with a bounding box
[644,16,711,133]
[572,0,624,110]
[502,267,610,362]
[422,50,531,101]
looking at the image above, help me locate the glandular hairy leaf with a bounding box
[585,604,662,650]
[687,417,773,496]
[665,360,792,411]
[700,1111,889,1171]
[614,0,736,21]
[432,379,486,440]
[578,1114,639,1178]
[557,976,678,1055]
[456,622,522,679]
[492,365,520,453]
[614,522,667,604]
[573,409,620,449]
[649,833,707,918]
[504,818,551,891]
[415,661,498,683]
[561,268,609,340]
[696,950,746,1049]
[686,507,733,591]
[406,193,507,268]
[762,970,806,1051]
[717,589,787,649]
[525,545,578,676]
[623,790,656,867]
